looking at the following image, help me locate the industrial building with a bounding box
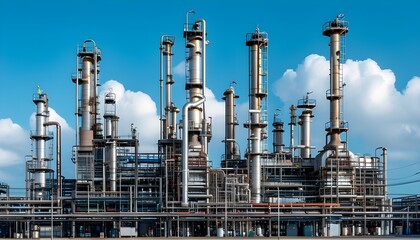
[0,14,418,238]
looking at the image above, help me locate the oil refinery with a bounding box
[0,13,419,238]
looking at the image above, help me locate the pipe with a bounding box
[194,19,208,155]
[182,97,205,207]
[159,36,164,140]
[44,121,61,206]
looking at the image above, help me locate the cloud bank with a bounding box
[273,54,420,194]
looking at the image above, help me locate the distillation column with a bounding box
[322,17,348,149]
[104,91,119,191]
[72,40,102,189]
[182,18,211,206]
[161,36,179,140]
[29,90,53,200]
[272,113,284,154]
[245,28,268,203]
[297,93,316,158]
[76,40,102,149]
[223,86,239,161]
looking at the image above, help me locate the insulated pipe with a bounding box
[182,97,205,207]
[195,19,208,154]
[44,121,61,205]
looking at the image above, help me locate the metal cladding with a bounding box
[322,16,349,149]
[297,93,316,158]
[245,28,268,203]
[182,18,211,207]
[29,91,53,200]
[223,86,239,161]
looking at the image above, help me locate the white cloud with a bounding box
[100,80,160,152]
[273,54,420,194]
[0,118,27,168]
[174,61,185,77]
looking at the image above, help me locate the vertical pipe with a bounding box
[44,122,61,207]
[108,141,117,191]
[75,45,79,147]
[182,98,205,207]
[159,39,164,140]
[289,105,296,158]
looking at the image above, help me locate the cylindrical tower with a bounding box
[29,90,53,200]
[104,91,119,192]
[297,93,316,158]
[322,16,348,149]
[272,113,284,154]
[74,40,102,150]
[223,86,239,161]
[182,17,210,207]
[289,105,297,158]
[185,21,205,150]
[245,28,268,203]
[160,36,177,139]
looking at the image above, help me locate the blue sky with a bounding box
[0,0,419,197]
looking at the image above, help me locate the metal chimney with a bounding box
[322,15,348,149]
[245,28,268,203]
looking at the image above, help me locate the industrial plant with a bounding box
[0,13,418,238]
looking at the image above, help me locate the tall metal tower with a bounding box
[27,90,54,200]
[181,17,212,207]
[322,15,348,150]
[245,28,268,203]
